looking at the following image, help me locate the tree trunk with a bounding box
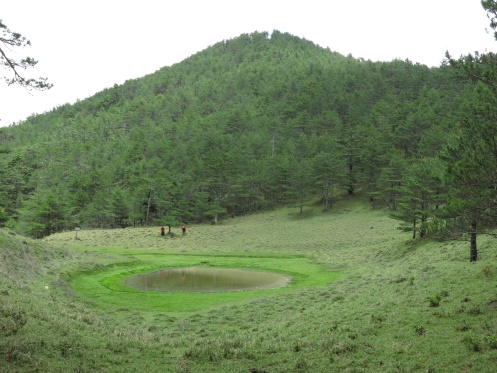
[322,195,329,212]
[271,132,276,157]
[470,220,478,262]
[348,156,354,194]
[390,182,397,211]
[321,184,329,212]
[145,192,152,226]
[420,213,426,238]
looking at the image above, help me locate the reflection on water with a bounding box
[124,267,290,292]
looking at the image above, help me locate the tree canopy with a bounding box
[438,0,497,261]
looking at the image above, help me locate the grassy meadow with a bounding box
[2,194,497,372]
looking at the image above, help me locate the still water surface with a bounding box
[124,267,290,292]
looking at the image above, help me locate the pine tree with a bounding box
[392,158,445,239]
[443,0,497,260]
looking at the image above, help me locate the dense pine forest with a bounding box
[0,27,496,260]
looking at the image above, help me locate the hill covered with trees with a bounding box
[0,28,492,259]
[3,4,497,371]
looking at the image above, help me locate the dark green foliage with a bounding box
[440,1,497,261]
[0,206,8,227]
[17,190,66,238]
[439,83,497,260]
[0,30,470,236]
[391,157,446,238]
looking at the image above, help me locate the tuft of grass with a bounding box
[414,325,426,336]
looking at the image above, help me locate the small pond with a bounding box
[124,267,291,292]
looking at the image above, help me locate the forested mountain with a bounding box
[0,30,475,239]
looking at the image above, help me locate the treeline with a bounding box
[0,28,493,259]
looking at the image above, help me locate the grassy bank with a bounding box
[70,253,343,314]
[2,196,497,372]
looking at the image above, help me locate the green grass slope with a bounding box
[2,196,497,372]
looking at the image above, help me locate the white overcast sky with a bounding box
[1,0,496,127]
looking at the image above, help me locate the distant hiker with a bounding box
[170,231,175,238]
[182,225,186,235]
[161,227,165,236]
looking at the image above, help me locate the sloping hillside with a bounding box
[0,31,469,237]
[2,199,497,372]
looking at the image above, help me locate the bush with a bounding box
[427,291,448,307]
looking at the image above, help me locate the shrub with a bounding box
[427,291,448,307]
